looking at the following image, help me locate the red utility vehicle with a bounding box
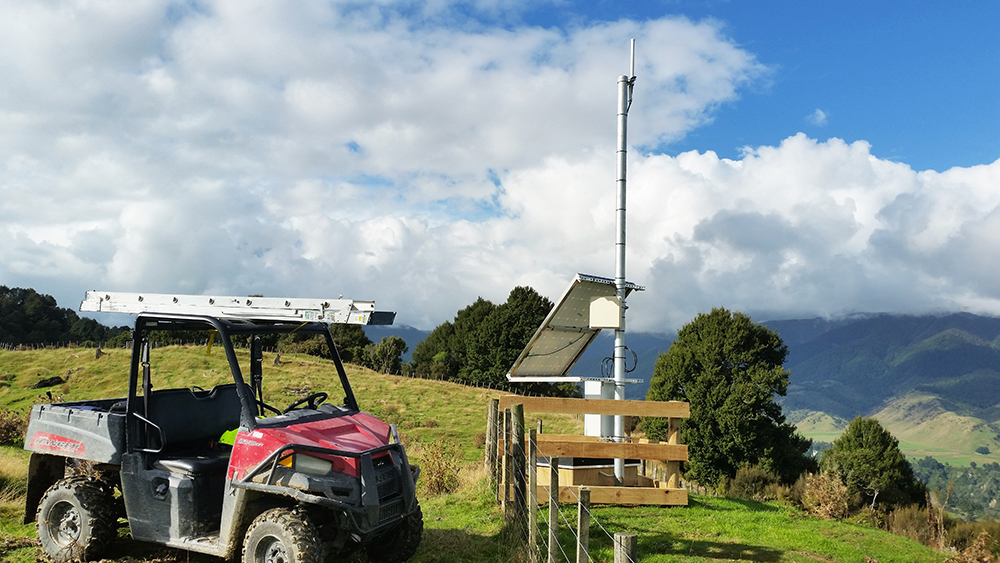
[23,292,422,563]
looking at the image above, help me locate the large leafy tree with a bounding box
[462,286,579,397]
[411,287,577,396]
[364,336,408,375]
[821,417,925,509]
[463,286,552,386]
[643,307,815,486]
[411,297,496,380]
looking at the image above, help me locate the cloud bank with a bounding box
[2,1,999,332]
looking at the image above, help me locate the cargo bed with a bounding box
[24,398,127,464]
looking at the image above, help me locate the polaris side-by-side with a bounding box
[23,291,422,563]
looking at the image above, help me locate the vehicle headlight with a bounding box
[279,454,333,476]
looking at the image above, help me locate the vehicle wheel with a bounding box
[36,476,115,562]
[243,508,323,563]
[366,503,423,563]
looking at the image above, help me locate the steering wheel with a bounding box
[284,392,328,413]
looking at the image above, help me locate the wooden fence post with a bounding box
[614,532,637,563]
[666,416,681,488]
[528,428,539,563]
[502,408,513,510]
[511,403,526,535]
[548,456,560,563]
[576,486,590,563]
[486,398,499,475]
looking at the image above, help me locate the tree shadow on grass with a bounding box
[709,496,786,512]
[407,524,532,563]
[639,532,785,562]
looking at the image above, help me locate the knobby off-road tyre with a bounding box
[243,508,323,563]
[36,476,116,563]
[365,503,424,563]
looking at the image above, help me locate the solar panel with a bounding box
[506,274,643,381]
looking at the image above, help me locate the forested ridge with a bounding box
[0,286,127,345]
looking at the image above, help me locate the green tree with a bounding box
[462,286,552,386]
[411,298,496,380]
[642,307,815,487]
[411,322,457,379]
[329,324,374,363]
[278,324,372,362]
[461,287,578,397]
[821,416,925,509]
[363,336,408,374]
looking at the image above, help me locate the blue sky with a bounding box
[535,1,1000,171]
[2,0,1000,334]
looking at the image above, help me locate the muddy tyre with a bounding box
[243,508,323,563]
[36,476,115,562]
[366,503,423,563]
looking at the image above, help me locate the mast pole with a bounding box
[613,39,636,485]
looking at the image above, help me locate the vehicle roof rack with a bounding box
[79,290,395,325]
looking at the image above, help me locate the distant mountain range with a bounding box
[762,313,1000,467]
[766,313,1000,420]
[369,312,1000,465]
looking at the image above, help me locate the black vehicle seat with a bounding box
[144,384,244,475]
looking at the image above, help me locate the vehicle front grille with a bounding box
[375,464,400,499]
[378,499,403,522]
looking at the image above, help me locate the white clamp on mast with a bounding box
[79,290,395,325]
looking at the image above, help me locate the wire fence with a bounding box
[491,406,642,563]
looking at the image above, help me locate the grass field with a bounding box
[0,346,951,562]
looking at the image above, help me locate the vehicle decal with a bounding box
[29,431,85,455]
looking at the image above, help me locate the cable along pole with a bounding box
[612,39,636,485]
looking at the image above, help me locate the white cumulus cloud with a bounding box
[2,1,999,334]
[807,108,827,126]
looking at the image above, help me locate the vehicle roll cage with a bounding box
[125,312,359,446]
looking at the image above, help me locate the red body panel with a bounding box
[227,411,392,479]
[28,431,86,456]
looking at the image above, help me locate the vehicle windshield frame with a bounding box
[127,313,359,435]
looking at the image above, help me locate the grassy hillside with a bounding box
[771,313,1000,420]
[0,346,950,562]
[792,393,1000,468]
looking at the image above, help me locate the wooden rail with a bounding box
[498,396,689,418]
[489,395,690,507]
[534,434,687,461]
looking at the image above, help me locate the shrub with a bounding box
[945,531,995,563]
[886,504,934,546]
[0,408,28,447]
[728,465,779,501]
[948,521,1000,556]
[419,439,463,496]
[802,473,850,520]
[279,336,332,359]
[779,473,809,507]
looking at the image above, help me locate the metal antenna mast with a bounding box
[612,39,636,485]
